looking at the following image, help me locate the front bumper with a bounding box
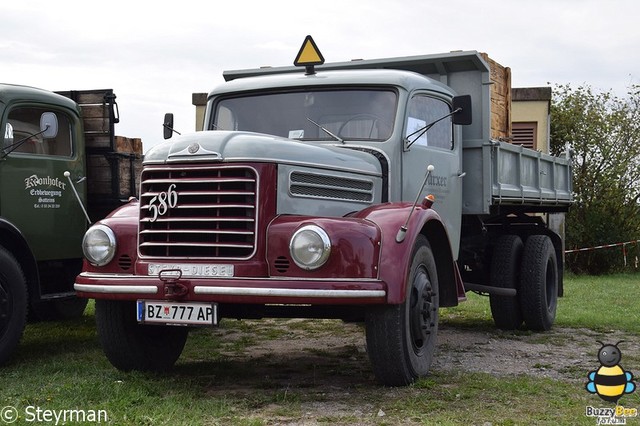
[74,272,387,305]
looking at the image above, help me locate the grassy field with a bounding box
[1,273,639,425]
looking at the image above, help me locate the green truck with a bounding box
[0,85,141,364]
[76,40,573,386]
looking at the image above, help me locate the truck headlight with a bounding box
[82,224,117,266]
[289,225,331,270]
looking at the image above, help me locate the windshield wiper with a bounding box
[1,127,49,159]
[306,118,344,144]
[405,107,462,148]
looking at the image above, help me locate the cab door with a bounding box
[1,104,86,261]
[401,93,463,258]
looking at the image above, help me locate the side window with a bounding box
[405,96,453,149]
[5,107,73,156]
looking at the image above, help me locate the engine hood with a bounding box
[144,131,382,177]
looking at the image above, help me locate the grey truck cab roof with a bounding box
[207,68,456,99]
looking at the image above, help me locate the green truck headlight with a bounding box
[289,225,331,270]
[82,224,117,266]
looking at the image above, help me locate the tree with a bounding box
[550,84,640,274]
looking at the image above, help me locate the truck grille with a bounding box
[139,165,257,259]
[289,171,374,203]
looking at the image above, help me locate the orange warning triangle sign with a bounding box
[294,35,325,66]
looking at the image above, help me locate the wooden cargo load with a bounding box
[56,89,143,220]
[479,53,511,141]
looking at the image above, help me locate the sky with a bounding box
[2,0,638,152]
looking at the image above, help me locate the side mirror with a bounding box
[452,95,472,125]
[163,113,174,140]
[40,112,59,138]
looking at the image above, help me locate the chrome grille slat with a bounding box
[140,229,254,235]
[140,242,254,248]
[140,217,254,223]
[138,165,258,259]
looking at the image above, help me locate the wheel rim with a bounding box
[409,265,435,354]
[0,282,11,335]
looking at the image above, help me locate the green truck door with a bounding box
[1,105,86,261]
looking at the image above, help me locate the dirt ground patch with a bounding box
[191,317,640,391]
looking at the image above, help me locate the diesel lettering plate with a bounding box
[148,263,234,278]
[137,300,218,326]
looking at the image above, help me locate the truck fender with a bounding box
[0,218,40,302]
[352,203,461,307]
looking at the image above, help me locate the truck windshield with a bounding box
[212,89,397,142]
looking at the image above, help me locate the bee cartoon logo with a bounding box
[586,341,636,403]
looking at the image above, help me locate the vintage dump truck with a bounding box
[0,85,141,365]
[75,38,572,386]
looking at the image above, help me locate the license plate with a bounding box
[137,300,218,326]
[148,263,234,278]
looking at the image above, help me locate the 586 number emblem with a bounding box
[148,184,178,222]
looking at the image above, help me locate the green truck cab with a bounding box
[0,84,140,365]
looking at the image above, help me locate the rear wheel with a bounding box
[0,247,28,365]
[365,235,439,386]
[95,300,188,372]
[489,235,524,330]
[519,235,558,331]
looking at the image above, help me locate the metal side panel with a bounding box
[463,140,572,214]
[461,139,492,215]
[490,141,572,207]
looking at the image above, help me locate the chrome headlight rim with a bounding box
[289,225,331,270]
[82,224,117,267]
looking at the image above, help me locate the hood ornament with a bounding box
[168,142,223,162]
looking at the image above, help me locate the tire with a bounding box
[95,300,189,372]
[0,247,28,365]
[519,235,558,331]
[365,235,439,386]
[489,235,524,330]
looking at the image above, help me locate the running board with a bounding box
[464,282,517,297]
[39,291,77,301]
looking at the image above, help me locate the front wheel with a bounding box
[0,247,28,366]
[365,235,439,386]
[95,300,188,372]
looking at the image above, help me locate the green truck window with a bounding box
[6,107,72,156]
[406,96,453,150]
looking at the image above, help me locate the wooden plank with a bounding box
[480,53,512,141]
[84,134,111,149]
[87,153,142,198]
[57,91,114,105]
[118,155,143,196]
[82,117,112,133]
[86,155,113,195]
[80,104,110,119]
[115,136,143,155]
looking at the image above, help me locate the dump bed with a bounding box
[463,139,572,215]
